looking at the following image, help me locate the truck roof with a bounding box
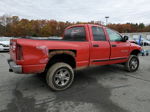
[66,24,105,29]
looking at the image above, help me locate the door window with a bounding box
[92,26,106,41]
[107,29,123,41]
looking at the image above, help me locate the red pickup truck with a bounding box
[8,24,141,91]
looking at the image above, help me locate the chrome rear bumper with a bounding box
[8,59,22,73]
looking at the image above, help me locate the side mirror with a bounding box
[123,36,129,42]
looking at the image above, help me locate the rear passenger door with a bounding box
[90,26,111,65]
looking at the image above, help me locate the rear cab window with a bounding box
[63,26,86,41]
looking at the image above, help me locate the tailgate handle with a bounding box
[111,44,117,47]
[93,44,99,47]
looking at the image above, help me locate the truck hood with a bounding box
[130,43,142,51]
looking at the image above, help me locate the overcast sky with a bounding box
[0,0,149,24]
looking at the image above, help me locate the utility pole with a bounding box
[105,16,109,25]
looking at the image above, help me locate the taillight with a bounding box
[11,41,16,51]
[16,44,23,60]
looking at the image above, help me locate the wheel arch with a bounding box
[45,50,76,72]
[130,49,141,56]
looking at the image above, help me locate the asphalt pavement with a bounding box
[0,52,150,112]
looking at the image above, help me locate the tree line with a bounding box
[0,15,150,37]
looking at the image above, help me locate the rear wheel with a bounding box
[46,62,74,91]
[125,55,139,72]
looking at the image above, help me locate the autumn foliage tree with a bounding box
[107,23,149,33]
[0,15,150,37]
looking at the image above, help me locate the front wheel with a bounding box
[46,62,74,91]
[125,55,139,72]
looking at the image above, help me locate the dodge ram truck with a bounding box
[8,24,141,91]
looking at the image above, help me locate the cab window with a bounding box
[63,27,86,41]
[106,29,123,41]
[92,26,106,41]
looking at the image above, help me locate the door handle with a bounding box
[111,44,117,47]
[93,44,99,47]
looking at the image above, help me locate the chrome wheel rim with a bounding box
[54,68,70,87]
[130,58,138,70]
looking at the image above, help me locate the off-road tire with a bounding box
[46,62,74,91]
[125,55,139,72]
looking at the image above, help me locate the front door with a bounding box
[106,28,130,62]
